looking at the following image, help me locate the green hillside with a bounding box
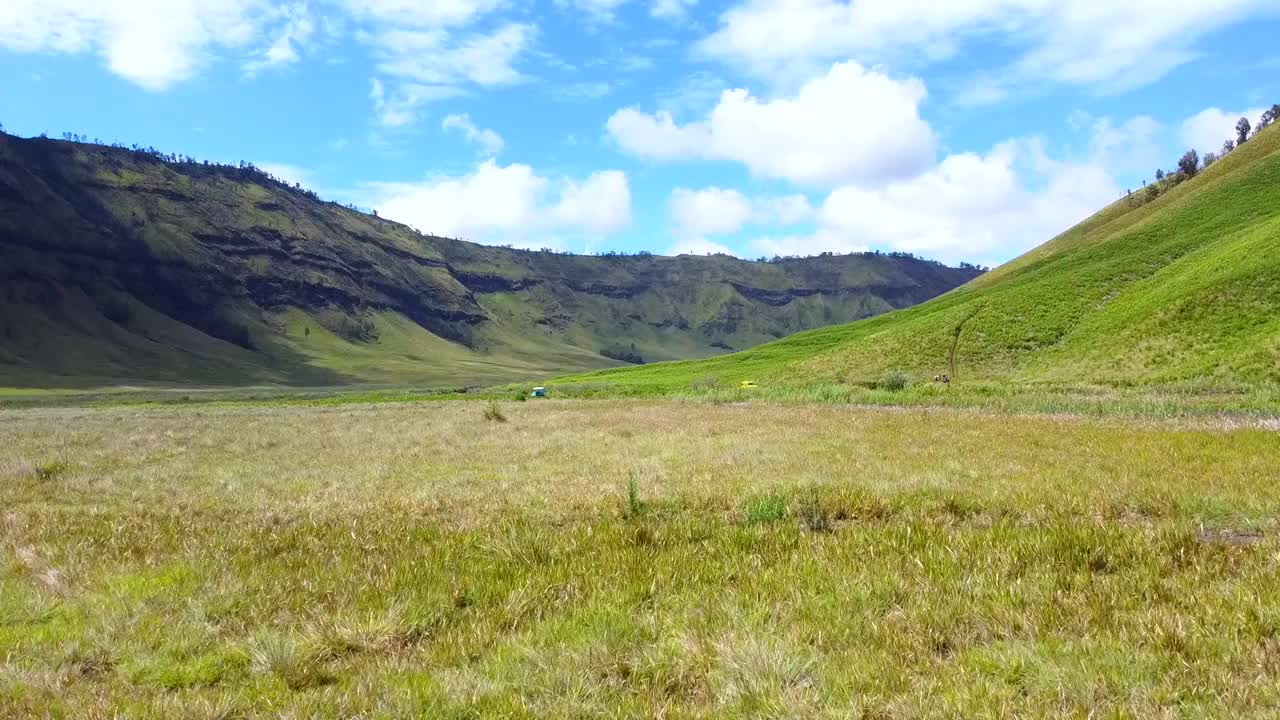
[560,122,1280,393]
[0,133,979,388]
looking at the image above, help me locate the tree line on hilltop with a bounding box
[1127,104,1279,206]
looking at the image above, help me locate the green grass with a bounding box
[556,122,1280,395]
[3,399,1280,717]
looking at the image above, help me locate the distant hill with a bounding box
[561,120,1280,391]
[0,132,980,387]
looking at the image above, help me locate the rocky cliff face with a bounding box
[0,133,982,386]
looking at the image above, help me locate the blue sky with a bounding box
[1,1,1277,266]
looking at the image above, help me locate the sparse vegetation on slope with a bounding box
[559,120,1280,393]
[0,132,979,388]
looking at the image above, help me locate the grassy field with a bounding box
[4,398,1280,717]
[558,121,1280,393]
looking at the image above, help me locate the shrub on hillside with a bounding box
[1177,149,1200,178]
[878,370,911,392]
[1237,117,1252,145]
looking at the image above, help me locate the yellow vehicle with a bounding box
[738,380,758,389]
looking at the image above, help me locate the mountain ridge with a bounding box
[0,132,981,387]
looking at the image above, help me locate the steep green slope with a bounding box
[562,123,1280,391]
[0,133,980,387]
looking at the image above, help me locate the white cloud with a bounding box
[762,194,815,225]
[0,0,266,90]
[0,0,531,100]
[442,113,504,155]
[374,22,533,87]
[244,3,315,76]
[607,109,709,159]
[338,0,506,28]
[553,171,633,235]
[698,0,1280,92]
[346,1,532,128]
[951,75,1010,108]
[557,0,632,22]
[366,161,632,244]
[258,162,313,187]
[670,188,755,238]
[652,0,698,20]
[363,22,533,126]
[371,77,462,127]
[608,61,935,187]
[1181,107,1267,157]
[1087,115,1164,177]
[668,187,813,240]
[751,140,1118,265]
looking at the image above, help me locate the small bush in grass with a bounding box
[743,494,788,524]
[624,476,644,519]
[482,402,507,422]
[878,370,911,392]
[34,459,69,482]
[797,493,833,533]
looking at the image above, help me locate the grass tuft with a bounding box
[33,458,69,482]
[743,494,788,524]
[58,641,116,679]
[482,401,507,422]
[248,634,334,691]
[796,492,833,533]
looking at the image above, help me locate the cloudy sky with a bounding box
[1,1,1277,265]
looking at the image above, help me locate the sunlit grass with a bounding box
[3,399,1279,717]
